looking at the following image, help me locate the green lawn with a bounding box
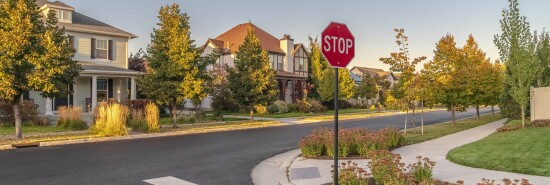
[447,126,550,177]
[0,125,74,135]
[404,114,503,145]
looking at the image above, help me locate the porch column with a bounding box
[45,98,53,116]
[73,80,78,107]
[130,77,136,100]
[92,76,98,112]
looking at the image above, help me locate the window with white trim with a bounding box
[97,79,108,102]
[52,9,71,22]
[96,39,108,59]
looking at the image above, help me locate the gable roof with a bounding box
[292,43,309,57]
[60,11,137,38]
[210,22,285,54]
[37,0,73,10]
[36,0,136,38]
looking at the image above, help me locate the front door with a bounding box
[54,84,73,111]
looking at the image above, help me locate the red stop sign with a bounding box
[321,22,355,68]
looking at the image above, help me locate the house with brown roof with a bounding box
[192,22,308,109]
[350,66,398,88]
[28,0,139,115]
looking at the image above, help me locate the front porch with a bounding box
[277,71,307,104]
[29,62,140,115]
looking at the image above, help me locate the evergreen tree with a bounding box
[354,73,377,99]
[139,4,216,127]
[0,0,81,139]
[494,0,542,126]
[307,36,328,99]
[227,27,278,121]
[318,68,355,106]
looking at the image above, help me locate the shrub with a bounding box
[478,178,531,185]
[368,150,407,185]
[288,103,299,112]
[297,99,327,113]
[272,100,289,113]
[298,135,325,158]
[57,106,86,130]
[145,103,160,133]
[0,100,39,125]
[124,99,150,111]
[267,104,278,114]
[380,127,405,149]
[339,100,352,109]
[92,103,129,136]
[357,132,388,158]
[19,100,38,123]
[407,156,435,183]
[127,119,148,132]
[334,161,370,185]
[254,105,267,115]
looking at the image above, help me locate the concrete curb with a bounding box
[251,149,301,185]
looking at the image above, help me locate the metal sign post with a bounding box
[321,22,354,185]
[333,68,339,185]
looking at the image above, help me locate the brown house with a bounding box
[196,22,308,109]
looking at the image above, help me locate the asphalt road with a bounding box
[0,107,497,185]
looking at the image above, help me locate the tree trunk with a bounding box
[171,101,178,128]
[476,105,480,120]
[421,100,424,135]
[404,108,408,134]
[412,104,416,130]
[521,107,525,127]
[250,107,254,122]
[451,103,456,125]
[13,96,22,139]
[491,106,495,116]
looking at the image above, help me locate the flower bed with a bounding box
[298,127,404,158]
[332,150,531,185]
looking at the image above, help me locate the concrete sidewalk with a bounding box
[252,119,550,185]
[393,119,550,184]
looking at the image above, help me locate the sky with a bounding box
[62,0,550,71]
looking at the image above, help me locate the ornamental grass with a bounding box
[145,103,160,133]
[57,106,86,130]
[91,103,129,136]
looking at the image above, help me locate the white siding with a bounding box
[68,31,130,69]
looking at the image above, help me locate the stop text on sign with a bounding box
[323,36,353,55]
[321,22,355,68]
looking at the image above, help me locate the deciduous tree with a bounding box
[0,0,81,139]
[379,28,426,132]
[424,34,470,125]
[318,68,355,106]
[494,0,542,126]
[227,27,278,121]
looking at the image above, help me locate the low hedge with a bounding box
[298,127,404,158]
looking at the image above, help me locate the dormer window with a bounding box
[51,9,71,23]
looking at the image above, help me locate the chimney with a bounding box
[280,34,294,72]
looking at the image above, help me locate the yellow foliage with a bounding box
[92,103,129,136]
[145,103,160,133]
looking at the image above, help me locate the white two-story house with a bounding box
[28,0,139,115]
[189,22,309,109]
